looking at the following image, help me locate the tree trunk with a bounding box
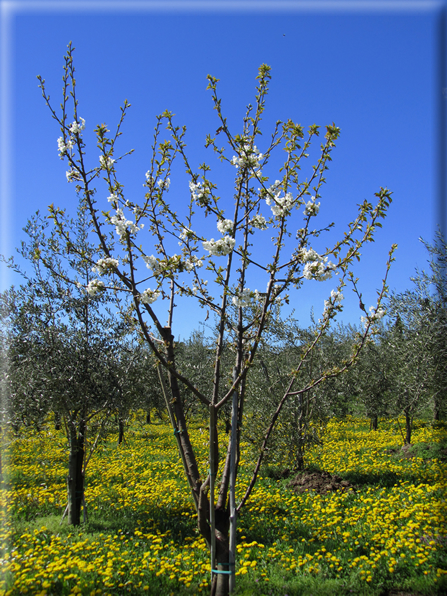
[146,411,151,424]
[294,394,305,471]
[54,410,61,431]
[404,405,412,445]
[370,415,378,431]
[162,327,202,507]
[432,391,445,422]
[210,507,230,596]
[67,418,85,526]
[295,448,305,471]
[118,417,125,445]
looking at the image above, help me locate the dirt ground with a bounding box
[288,469,357,495]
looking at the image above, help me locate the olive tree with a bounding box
[241,311,330,472]
[109,338,163,443]
[343,321,393,430]
[413,232,447,421]
[37,43,395,595]
[1,284,57,433]
[385,232,447,441]
[2,203,131,526]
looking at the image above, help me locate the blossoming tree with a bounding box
[38,43,395,595]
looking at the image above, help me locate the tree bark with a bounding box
[210,507,230,596]
[162,327,202,508]
[67,417,85,526]
[118,417,125,445]
[370,415,378,431]
[404,402,412,445]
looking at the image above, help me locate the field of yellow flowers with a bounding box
[0,415,446,595]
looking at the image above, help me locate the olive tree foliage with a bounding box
[315,322,363,419]
[275,319,362,469]
[175,329,222,423]
[109,338,164,441]
[0,301,9,433]
[244,314,374,472]
[1,284,58,433]
[414,231,447,421]
[241,311,321,472]
[1,202,135,526]
[342,321,393,430]
[384,232,447,442]
[38,43,395,595]
[383,315,430,444]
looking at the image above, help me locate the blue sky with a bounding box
[0,1,445,340]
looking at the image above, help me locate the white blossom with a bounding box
[324,289,344,312]
[300,247,320,263]
[179,227,193,242]
[302,251,337,281]
[92,257,119,275]
[331,289,344,303]
[57,137,66,155]
[144,172,155,187]
[142,254,161,272]
[265,181,294,217]
[370,305,386,319]
[267,180,281,194]
[250,214,267,230]
[217,219,233,234]
[107,193,119,204]
[157,178,171,191]
[184,256,203,271]
[231,141,263,170]
[66,168,82,183]
[86,279,105,297]
[57,120,84,158]
[139,288,160,305]
[304,196,321,217]
[361,305,386,328]
[57,137,74,157]
[202,236,235,256]
[69,117,85,135]
[232,288,261,307]
[189,180,206,201]
[99,155,115,169]
[110,209,143,239]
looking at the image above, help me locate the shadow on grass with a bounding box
[280,464,407,490]
[86,506,198,542]
[10,499,200,546]
[233,570,447,596]
[339,469,403,488]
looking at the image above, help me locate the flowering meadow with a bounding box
[0,415,446,595]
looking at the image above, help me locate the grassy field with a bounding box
[0,414,446,595]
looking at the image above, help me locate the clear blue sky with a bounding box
[0,1,445,340]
